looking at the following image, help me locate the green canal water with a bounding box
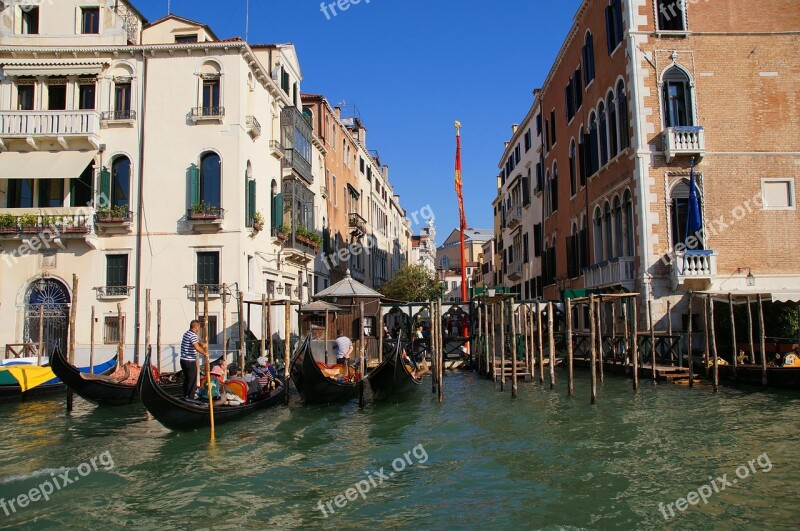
[0,371,798,530]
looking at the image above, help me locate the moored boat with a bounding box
[290,335,360,404]
[368,340,423,401]
[139,352,286,432]
[0,353,117,402]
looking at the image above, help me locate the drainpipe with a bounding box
[624,3,652,310]
[133,52,149,364]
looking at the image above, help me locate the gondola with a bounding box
[290,335,360,404]
[368,340,422,401]
[50,346,182,406]
[0,353,117,402]
[718,364,800,390]
[139,352,286,432]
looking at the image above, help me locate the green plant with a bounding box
[380,265,442,303]
[0,213,15,228]
[19,214,39,227]
[276,224,290,235]
[252,211,265,226]
[296,225,322,247]
[190,201,216,215]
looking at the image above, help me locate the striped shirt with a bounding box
[181,330,199,361]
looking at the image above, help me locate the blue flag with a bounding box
[685,160,702,247]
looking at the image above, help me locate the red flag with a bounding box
[455,122,467,230]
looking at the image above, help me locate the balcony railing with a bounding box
[662,126,706,162]
[100,110,136,121]
[0,213,91,237]
[349,212,367,236]
[187,284,224,298]
[269,140,284,160]
[187,205,225,221]
[0,110,100,148]
[671,250,717,289]
[507,206,523,228]
[320,185,328,199]
[246,115,261,138]
[190,107,225,123]
[95,210,133,224]
[583,257,636,289]
[283,148,313,184]
[508,260,523,280]
[94,286,134,299]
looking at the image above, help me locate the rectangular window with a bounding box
[81,7,100,34]
[523,233,530,264]
[762,179,795,210]
[78,83,96,110]
[534,223,542,257]
[202,79,221,112]
[115,82,131,112]
[48,82,67,111]
[550,110,557,145]
[196,251,220,288]
[104,316,122,345]
[17,84,34,110]
[536,114,542,136]
[21,6,39,34]
[7,179,34,208]
[106,254,128,293]
[198,315,219,345]
[524,129,532,152]
[657,0,686,32]
[175,34,198,43]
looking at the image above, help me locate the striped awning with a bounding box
[0,150,96,179]
[2,60,107,77]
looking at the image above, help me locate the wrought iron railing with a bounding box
[95,286,134,298]
[101,110,136,121]
[191,107,225,118]
[0,214,90,235]
[187,205,225,220]
[246,115,261,136]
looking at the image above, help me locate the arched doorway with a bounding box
[24,278,70,356]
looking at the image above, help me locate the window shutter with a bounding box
[248,179,256,223]
[522,176,530,206]
[272,192,283,230]
[534,224,542,257]
[189,164,200,206]
[100,166,111,205]
[523,234,529,264]
[536,162,543,191]
[605,7,614,54]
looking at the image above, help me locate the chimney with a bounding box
[382,165,389,182]
[512,124,519,133]
[504,141,510,149]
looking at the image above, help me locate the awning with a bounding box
[0,150,96,179]
[347,183,360,199]
[2,61,106,77]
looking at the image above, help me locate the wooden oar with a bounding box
[205,352,215,442]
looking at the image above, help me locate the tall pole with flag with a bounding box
[455,122,469,347]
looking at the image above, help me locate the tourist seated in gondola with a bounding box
[253,357,279,392]
[224,364,249,404]
[198,366,228,406]
[402,351,428,379]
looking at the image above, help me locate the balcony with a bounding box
[269,140,284,160]
[671,250,717,290]
[507,206,523,229]
[94,286,133,300]
[245,115,261,139]
[187,204,224,232]
[349,212,367,237]
[94,209,133,234]
[508,260,523,281]
[583,257,636,290]
[0,212,91,241]
[100,110,136,127]
[190,107,225,124]
[186,284,224,299]
[0,110,100,150]
[283,148,313,184]
[320,185,328,200]
[662,126,706,163]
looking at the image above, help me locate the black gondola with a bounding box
[718,365,800,390]
[368,340,422,401]
[290,335,360,404]
[50,346,182,407]
[139,352,286,432]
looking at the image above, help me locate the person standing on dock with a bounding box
[180,320,207,398]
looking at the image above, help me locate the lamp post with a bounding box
[437,268,447,301]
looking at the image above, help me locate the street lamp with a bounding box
[437,268,447,301]
[746,269,756,287]
[276,283,284,296]
[34,272,49,292]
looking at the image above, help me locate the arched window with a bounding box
[578,125,587,187]
[245,162,255,227]
[617,81,630,150]
[199,61,222,116]
[582,32,595,85]
[623,189,634,256]
[670,179,704,250]
[613,195,623,257]
[544,169,551,215]
[589,112,599,175]
[579,214,588,269]
[568,222,580,278]
[608,91,618,158]
[110,156,130,208]
[593,206,603,263]
[598,101,609,167]
[603,201,613,260]
[663,67,693,128]
[440,255,451,270]
[198,152,221,208]
[551,162,559,213]
[569,138,577,197]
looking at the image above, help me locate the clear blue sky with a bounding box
[136,0,581,243]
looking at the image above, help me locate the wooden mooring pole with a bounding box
[284,300,291,405]
[67,274,78,411]
[511,299,518,398]
[548,301,555,390]
[729,293,737,383]
[89,305,95,374]
[145,289,151,368]
[437,300,444,403]
[528,305,535,382]
[688,294,694,388]
[622,301,629,373]
[237,291,245,373]
[499,299,506,391]
[649,298,657,382]
[757,294,767,387]
[746,297,755,366]
[708,295,719,392]
[221,284,227,371]
[267,288,273,365]
[632,299,639,391]
[537,302,544,384]
[261,294,267,361]
[157,300,162,372]
[703,296,710,378]
[589,295,597,404]
[566,298,574,398]
[597,297,604,384]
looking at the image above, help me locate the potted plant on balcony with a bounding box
[63,217,89,234]
[275,224,289,241]
[189,201,219,220]
[252,211,265,232]
[296,225,322,254]
[97,204,129,223]
[19,214,39,234]
[0,213,16,234]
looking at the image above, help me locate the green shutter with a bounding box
[189,164,200,207]
[248,179,256,224]
[100,167,111,206]
[272,193,283,230]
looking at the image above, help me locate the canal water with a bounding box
[0,371,798,529]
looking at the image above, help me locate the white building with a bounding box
[0,1,319,369]
[410,218,436,273]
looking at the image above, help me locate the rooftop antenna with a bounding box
[245,0,250,42]
[167,0,171,14]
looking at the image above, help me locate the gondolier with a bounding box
[334,329,353,367]
[180,320,207,398]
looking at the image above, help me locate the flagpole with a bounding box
[455,121,469,348]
